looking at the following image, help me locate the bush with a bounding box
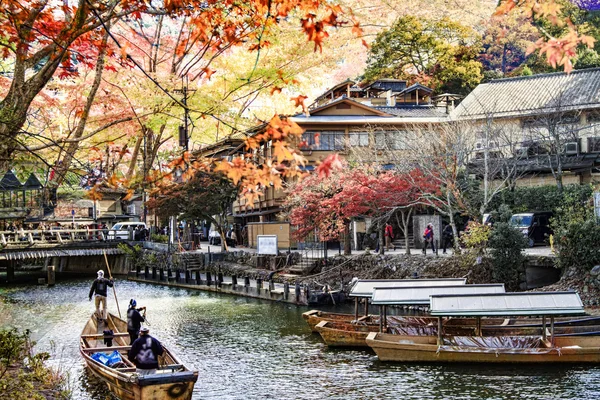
[150,233,168,243]
[553,195,600,272]
[488,184,593,214]
[488,222,528,291]
[0,329,69,399]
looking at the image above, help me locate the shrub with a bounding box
[488,184,593,214]
[553,196,600,272]
[488,222,528,291]
[150,233,168,243]
[0,329,69,399]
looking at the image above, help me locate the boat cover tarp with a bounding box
[442,335,541,349]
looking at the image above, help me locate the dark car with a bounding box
[509,211,553,247]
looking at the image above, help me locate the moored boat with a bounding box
[366,291,600,363]
[79,313,198,400]
[303,278,468,332]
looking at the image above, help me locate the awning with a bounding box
[0,247,124,261]
[349,278,467,298]
[371,284,505,306]
[430,292,585,317]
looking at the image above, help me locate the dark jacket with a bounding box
[127,307,145,333]
[89,278,114,299]
[128,335,164,369]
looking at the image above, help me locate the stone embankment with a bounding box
[131,247,597,306]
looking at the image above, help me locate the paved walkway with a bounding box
[188,241,554,258]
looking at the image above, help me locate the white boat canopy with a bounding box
[349,278,466,298]
[371,284,505,306]
[430,292,585,317]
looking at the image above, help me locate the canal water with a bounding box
[1,279,600,399]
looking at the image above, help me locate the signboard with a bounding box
[257,235,278,255]
[594,192,600,222]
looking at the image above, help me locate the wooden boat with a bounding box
[303,279,469,332]
[302,310,378,332]
[366,332,600,363]
[79,313,198,400]
[316,318,600,348]
[366,292,600,364]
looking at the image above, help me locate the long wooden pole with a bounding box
[103,251,122,318]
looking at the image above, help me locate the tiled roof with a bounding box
[452,68,600,120]
[374,106,448,118]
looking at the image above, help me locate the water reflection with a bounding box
[1,280,600,399]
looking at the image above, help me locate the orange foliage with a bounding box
[496,0,595,72]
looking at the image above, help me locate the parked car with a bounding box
[509,212,553,247]
[107,222,146,240]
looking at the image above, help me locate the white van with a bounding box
[107,222,146,240]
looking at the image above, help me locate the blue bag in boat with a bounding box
[106,350,123,367]
[91,350,122,367]
[90,352,110,365]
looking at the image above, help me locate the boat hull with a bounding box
[366,333,600,363]
[315,321,376,347]
[80,313,198,400]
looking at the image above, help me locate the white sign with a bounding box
[257,235,278,255]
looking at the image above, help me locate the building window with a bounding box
[588,137,600,153]
[301,131,345,150]
[349,131,369,147]
[375,132,406,150]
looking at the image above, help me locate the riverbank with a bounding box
[0,326,70,400]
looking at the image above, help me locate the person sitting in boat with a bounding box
[88,270,114,323]
[128,326,164,375]
[127,299,146,344]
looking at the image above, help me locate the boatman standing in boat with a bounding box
[127,299,146,344]
[128,326,164,375]
[88,270,114,323]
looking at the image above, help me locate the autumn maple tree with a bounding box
[146,163,239,251]
[0,0,360,171]
[283,162,433,254]
[497,0,596,72]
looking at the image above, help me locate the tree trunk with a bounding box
[344,221,351,255]
[395,208,413,255]
[378,224,385,255]
[50,29,110,187]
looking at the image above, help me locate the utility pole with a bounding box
[175,78,195,152]
[142,128,147,224]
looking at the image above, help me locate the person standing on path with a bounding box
[384,222,395,251]
[422,223,436,254]
[88,270,114,322]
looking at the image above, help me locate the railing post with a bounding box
[47,265,56,286]
[231,275,238,288]
[295,282,301,303]
[284,282,289,300]
[244,276,250,292]
[206,272,212,286]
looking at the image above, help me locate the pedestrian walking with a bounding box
[442,223,453,254]
[422,223,436,254]
[384,222,395,251]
